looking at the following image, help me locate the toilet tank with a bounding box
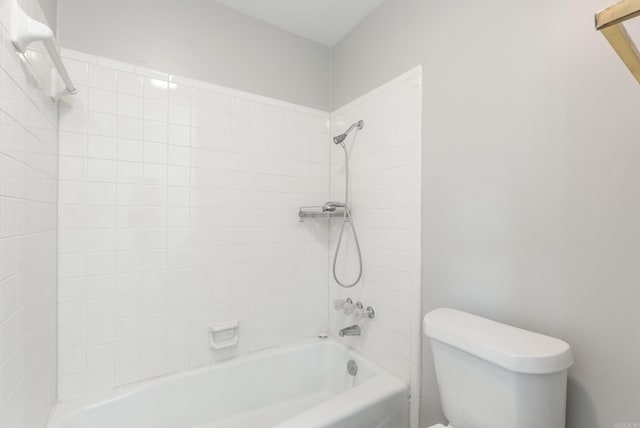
[423,309,574,428]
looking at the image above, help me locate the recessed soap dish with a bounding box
[208,320,239,350]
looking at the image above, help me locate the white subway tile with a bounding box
[87,182,117,205]
[116,359,142,386]
[58,277,87,302]
[143,142,167,165]
[59,253,88,278]
[169,84,191,106]
[88,65,117,91]
[59,106,88,133]
[58,373,86,400]
[117,94,144,118]
[144,78,169,101]
[87,206,116,228]
[86,366,115,392]
[59,325,87,351]
[57,51,338,401]
[87,252,117,276]
[59,301,86,327]
[117,140,144,162]
[88,158,117,182]
[59,349,86,376]
[89,88,117,114]
[88,135,117,160]
[87,343,115,370]
[86,299,115,324]
[168,145,190,166]
[60,131,88,157]
[87,229,117,252]
[116,321,142,344]
[169,104,190,126]
[144,120,168,143]
[63,58,89,86]
[88,111,117,137]
[2,34,59,414]
[144,99,168,122]
[116,295,142,319]
[86,321,116,347]
[117,117,144,140]
[117,73,144,97]
[168,124,190,146]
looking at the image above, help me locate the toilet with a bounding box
[423,308,574,428]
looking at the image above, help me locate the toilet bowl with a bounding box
[423,308,574,428]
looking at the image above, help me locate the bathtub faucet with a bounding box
[339,325,361,337]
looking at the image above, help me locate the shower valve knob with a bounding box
[334,298,355,313]
[335,298,374,318]
[343,298,356,314]
[355,302,375,319]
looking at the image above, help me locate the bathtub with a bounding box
[48,338,409,428]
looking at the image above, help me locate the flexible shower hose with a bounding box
[332,142,363,288]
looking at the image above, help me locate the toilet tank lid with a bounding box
[423,308,574,374]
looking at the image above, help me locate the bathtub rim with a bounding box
[48,336,408,427]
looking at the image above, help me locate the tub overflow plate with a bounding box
[347,359,358,376]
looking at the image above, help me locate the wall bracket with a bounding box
[6,0,77,98]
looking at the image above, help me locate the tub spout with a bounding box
[339,325,361,337]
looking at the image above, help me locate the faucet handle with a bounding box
[334,298,356,314]
[334,299,374,318]
[353,302,375,319]
[343,298,357,315]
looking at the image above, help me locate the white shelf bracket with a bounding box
[9,0,53,53]
[6,0,77,98]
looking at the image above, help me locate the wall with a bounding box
[328,67,422,428]
[332,0,640,427]
[37,0,57,34]
[56,49,330,399]
[0,1,58,426]
[56,0,332,111]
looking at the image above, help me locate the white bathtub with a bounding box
[48,338,409,428]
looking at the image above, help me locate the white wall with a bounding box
[36,0,57,33]
[332,0,640,427]
[0,1,58,426]
[328,68,422,428]
[56,49,330,399]
[56,0,332,111]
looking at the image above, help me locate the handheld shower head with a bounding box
[333,120,364,145]
[333,134,347,145]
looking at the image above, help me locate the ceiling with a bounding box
[211,0,385,46]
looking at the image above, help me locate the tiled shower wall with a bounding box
[56,49,330,399]
[0,1,59,426]
[329,68,422,427]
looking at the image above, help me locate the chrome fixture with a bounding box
[298,206,345,220]
[355,301,375,319]
[322,201,345,212]
[332,120,365,288]
[347,359,358,376]
[339,325,361,337]
[296,201,348,220]
[333,120,364,145]
[335,298,375,319]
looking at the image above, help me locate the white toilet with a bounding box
[423,308,574,428]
